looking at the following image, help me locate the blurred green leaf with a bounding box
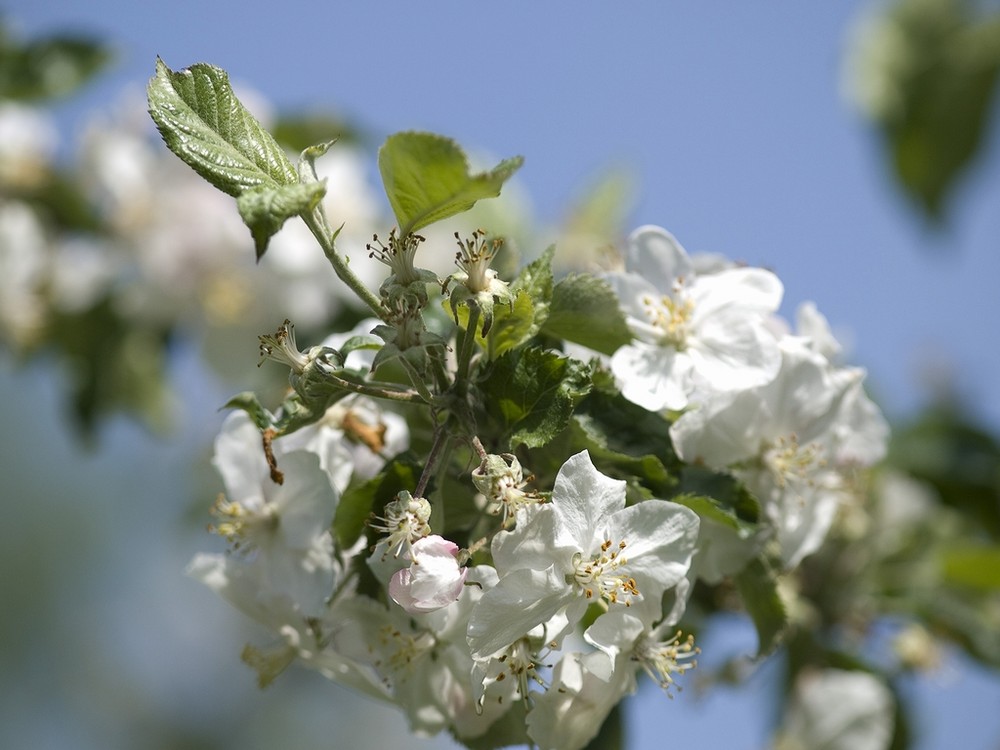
[271,111,365,151]
[45,295,171,438]
[857,0,1000,220]
[888,406,1000,538]
[377,131,523,236]
[541,272,631,356]
[0,23,112,101]
[941,543,1000,590]
[735,556,788,657]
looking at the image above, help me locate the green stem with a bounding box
[396,356,438,405]
[324,372,426,404]
[455,304,481,387]
[301,210,385,319]
[415,422,448,499]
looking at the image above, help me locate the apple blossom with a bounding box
[606,225,784,411]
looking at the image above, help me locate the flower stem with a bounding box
[415,421,448,499]
[325,372,425,404]
[455,304,481,387]
[301,210,385,320]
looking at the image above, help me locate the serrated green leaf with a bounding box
[512,245,555,305]
[941,544,1000,590]
[147,59,297,198]
[735,556,788,657]
[236,181,327,259]
[378,131,523,235]
[480,348,592,450]
[542,272,631,356]
[485,290,536,360]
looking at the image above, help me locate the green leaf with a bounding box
[334,460,421,549]
[236,181,327,260]
[734,556,788,657]
[457,702,528,750]
[566,389,678,493]
[377,131,523,235]
[859,1,1000,220]
[147,59,297,198]
[542,273,631,356]
[480,348,592,450]
[223,392,274,431]
[672,466,761,526]
[45,295,171,438]
[888,406,1000,538]
[484,290,536,360]
[512,245,555,308]
[271,111,364,152]
[0,25,113,101]
[941,544,1000,590]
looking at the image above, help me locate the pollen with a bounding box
[643,287,695,349]
[209,493,279,551]
[572,539,640,606]
[763,433,825,493]
[634,630,700,697]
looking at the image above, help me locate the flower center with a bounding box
[763,433,825,492]
[209,494,279,551]
[633,630,699,696]
[368,229,425,285]
[642,286,694,349]
[453,229,502,293]
[373,624,435,680]
[571,539,639,606]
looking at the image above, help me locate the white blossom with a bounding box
[671,337,888,567]
[467,450,699,659]
[606,225,783,411]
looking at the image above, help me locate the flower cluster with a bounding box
[182,217,890,750]
[134,64,892,748]
[606,226,889,575]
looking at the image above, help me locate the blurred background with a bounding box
[2,1,1000,748]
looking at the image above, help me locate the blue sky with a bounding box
[5,2,1000,749]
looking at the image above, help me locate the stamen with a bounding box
[369,492,432,558]
[453,229,503,293]
[209,493,279,551]
[763,433,825,492]
[368,229,425,285]
[258,319,309,372]
[633,630,699,697]
[571,539,640,606]
[642,288,695,349]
